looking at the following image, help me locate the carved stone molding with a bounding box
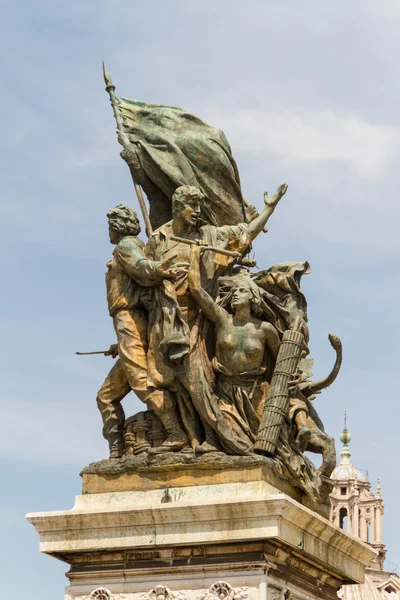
[268,586,283,600]
[201,581,248,600]
[141,586,183,600]
[78,588,126,600]
[89,589,113,600]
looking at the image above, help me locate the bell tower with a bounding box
[330,415,386,571]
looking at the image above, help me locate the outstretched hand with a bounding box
[264,184,288,209]
[156,253,189,280]
[104,343,119,359]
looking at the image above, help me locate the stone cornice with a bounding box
[27,486,375,584]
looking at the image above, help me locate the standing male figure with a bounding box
[145,184,288,452]
[146,184,288,304]
[97,204,188,458]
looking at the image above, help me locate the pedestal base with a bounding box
[80,452,332,518]
[27,477,375,600]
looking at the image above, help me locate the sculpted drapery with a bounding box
[93,95,342,505]
[116,97,246,230]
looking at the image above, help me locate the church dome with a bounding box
[331,462,367,482]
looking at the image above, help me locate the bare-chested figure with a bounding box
[188,244,281,452]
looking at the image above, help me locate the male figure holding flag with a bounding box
[142,180,288,454]
[115,105,287,453]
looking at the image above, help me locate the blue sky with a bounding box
[2,1,400,596]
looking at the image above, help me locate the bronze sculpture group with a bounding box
[82,66,344,505]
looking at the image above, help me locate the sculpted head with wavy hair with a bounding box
[171,185,205,234]
[228,272,265,318]
[107,204,141,244]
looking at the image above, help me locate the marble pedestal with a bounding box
[27,467,375,600]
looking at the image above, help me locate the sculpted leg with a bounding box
[306,430,336,477]
[114,308,149,396]
[294,409,312,452]
[115,308,188,450]
[195,422,220,453]
[146,388,188,451]
[289,398,311,452]
[111,307,191,453]
[96,358,131,458]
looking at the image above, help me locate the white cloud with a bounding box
[200,106,399,179]
[69,105,400,183]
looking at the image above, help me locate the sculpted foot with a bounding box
[148,443,187,454]
[161,419,189,451]
[163,435,189,451]
[195,441,219,454]
[195,422,221,454]
[109,439,124,459]
[148,432,189,454]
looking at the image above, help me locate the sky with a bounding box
[1,0,400,596]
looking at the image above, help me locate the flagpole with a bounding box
[102,62,153,236]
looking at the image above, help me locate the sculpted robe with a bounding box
[145,220,253,452]
[146,220,250,322]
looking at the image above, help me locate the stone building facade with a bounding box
[330,421,400,600]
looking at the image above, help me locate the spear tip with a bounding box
[102,61,113,87]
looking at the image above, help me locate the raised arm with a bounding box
[188,246,226,324]
[247,184,288,241]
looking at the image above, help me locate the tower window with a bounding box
[339,507,348,530]
[341,487,347,495]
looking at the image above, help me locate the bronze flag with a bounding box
[117,97,246,230]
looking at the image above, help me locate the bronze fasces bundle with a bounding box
[255,321,304,456]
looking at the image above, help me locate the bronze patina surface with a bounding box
[78,67,344,509]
